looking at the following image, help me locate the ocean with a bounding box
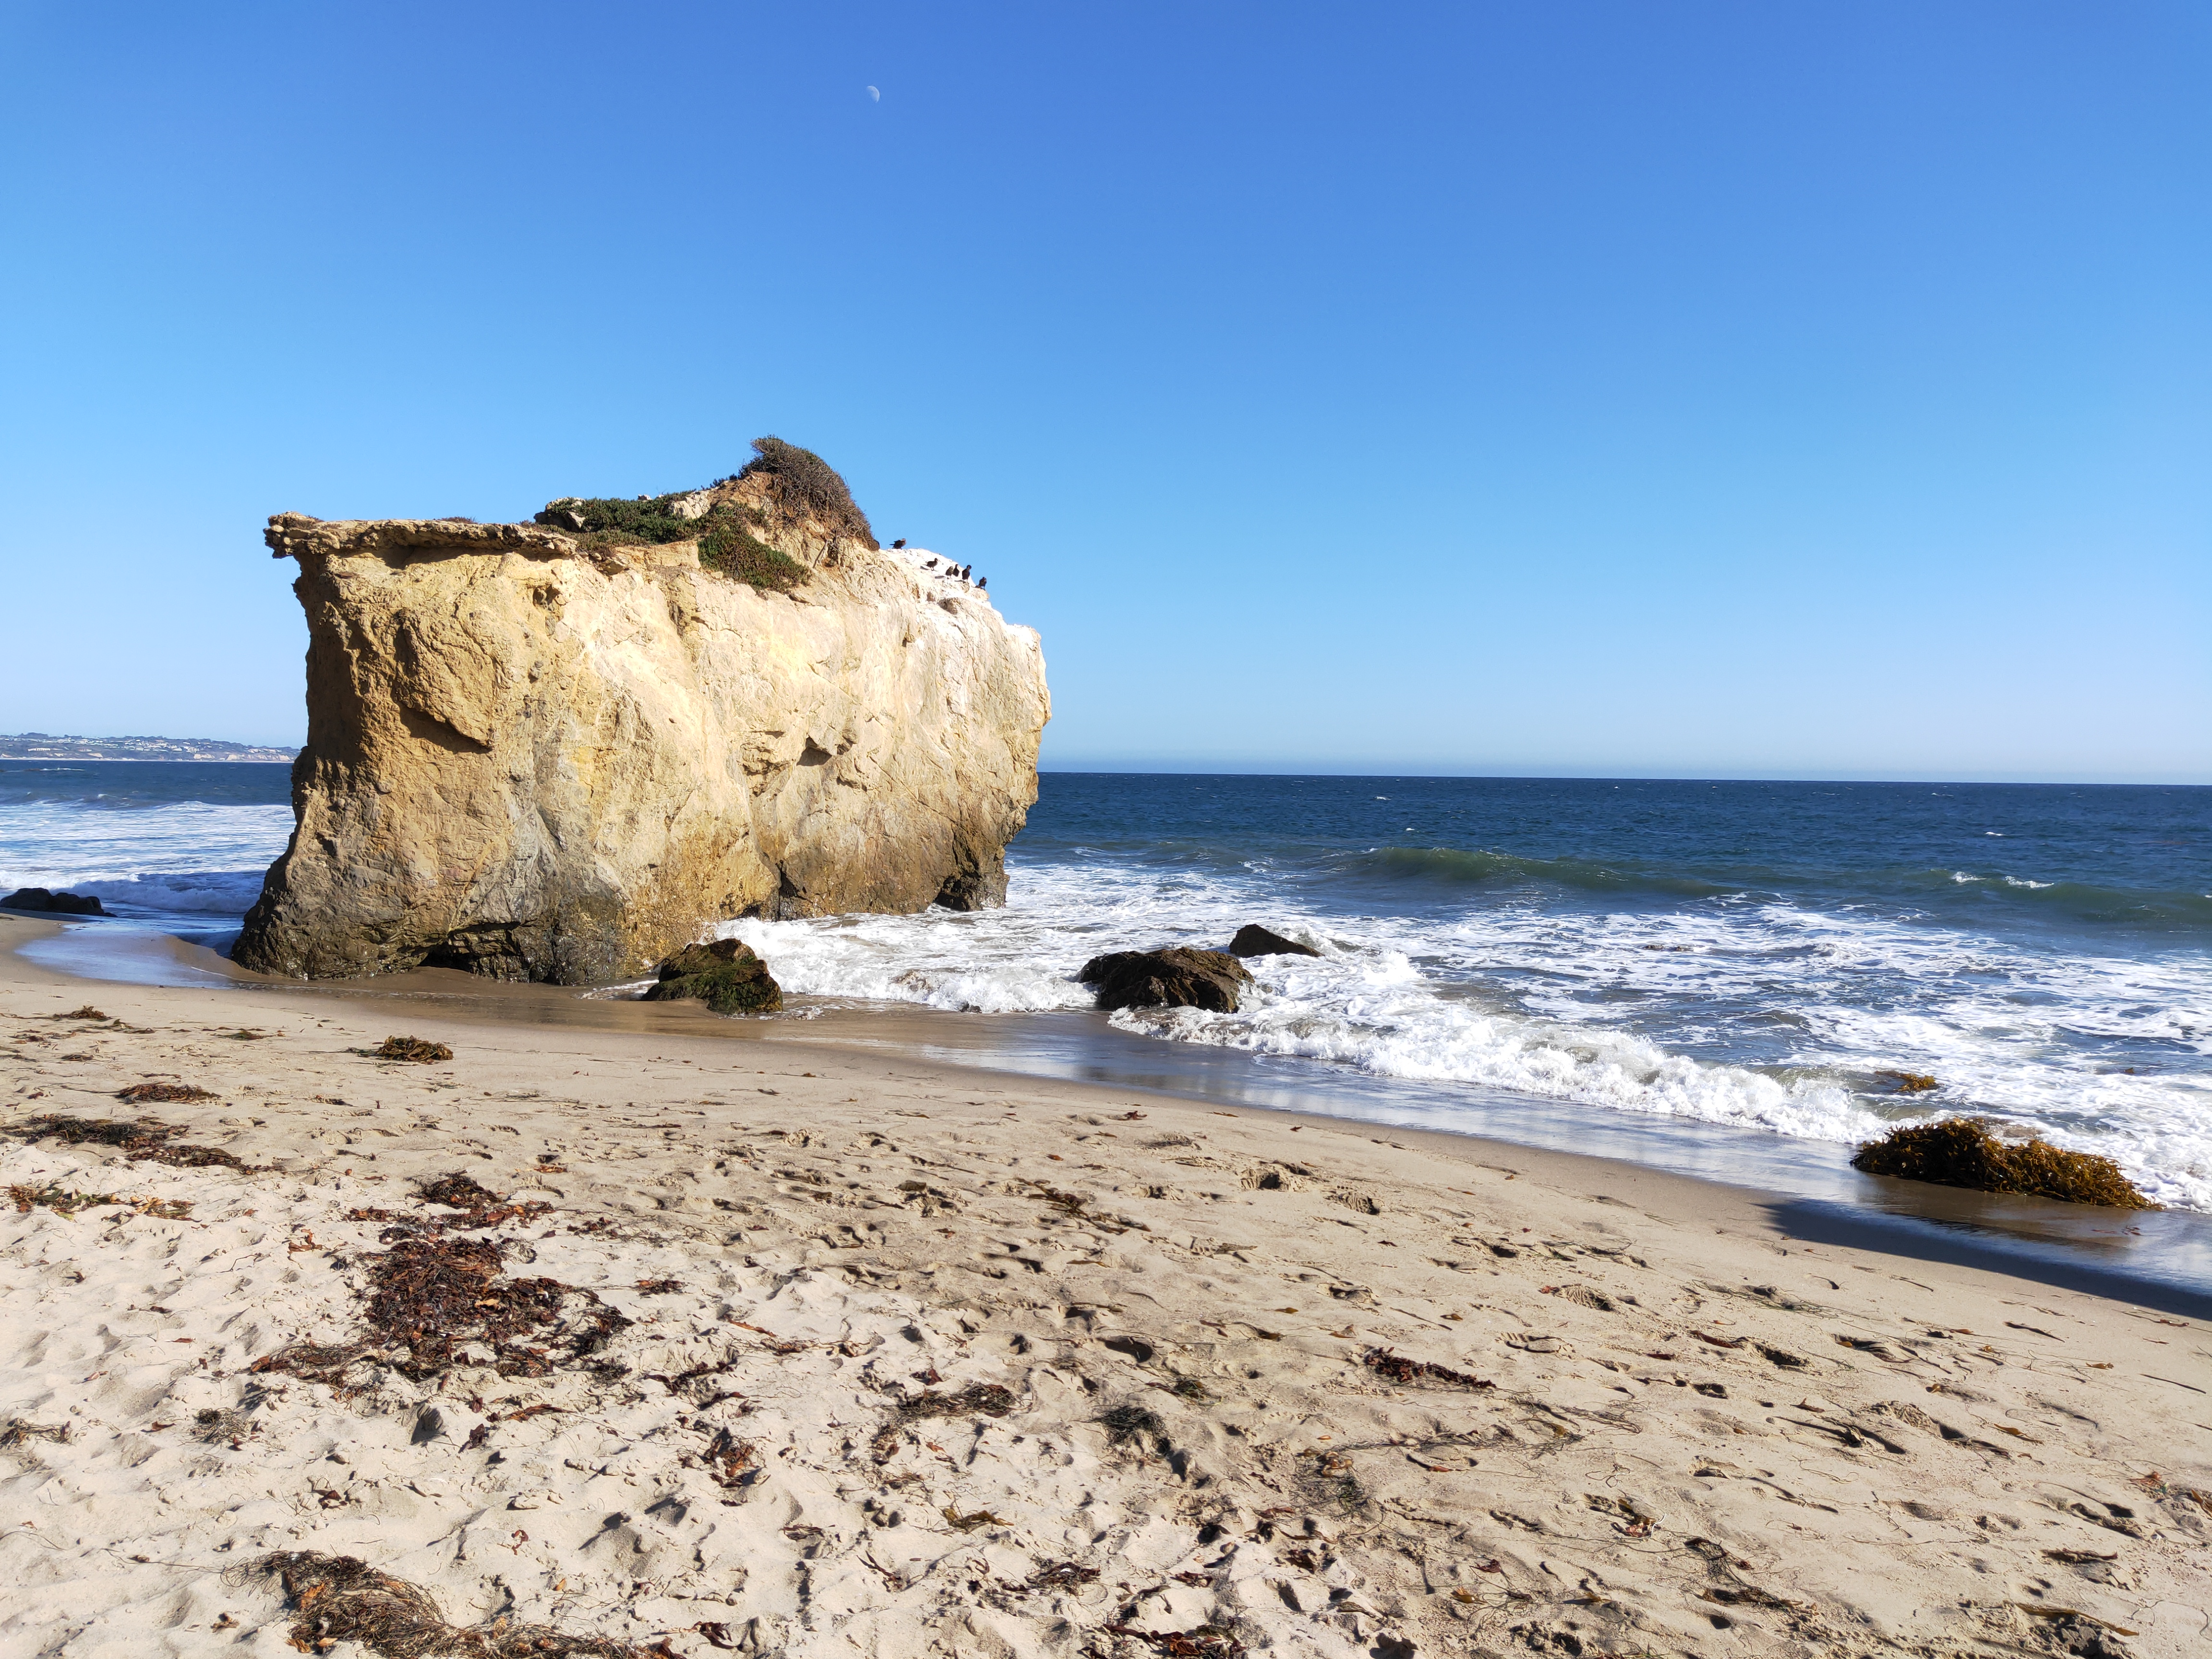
[6,762,2208,1214]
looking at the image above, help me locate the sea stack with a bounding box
[234,440,1050,983]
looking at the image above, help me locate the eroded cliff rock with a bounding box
[235,449,1049,983]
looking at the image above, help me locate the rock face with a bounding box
[1078,948,1253,1013]
[1227,924,1319,959]
[234,456,1049,984]
[643,939,783,1014]
[2,888,107,916]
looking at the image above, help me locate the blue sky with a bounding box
[2,2,2205,781]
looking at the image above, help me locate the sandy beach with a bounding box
[3,913,2209,1659]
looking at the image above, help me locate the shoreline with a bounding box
[15,914,2212,1318]
[4,914,2211,1655]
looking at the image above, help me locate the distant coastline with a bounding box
[0,732,297,763]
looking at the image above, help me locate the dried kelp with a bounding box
[253,1229,627,1389]
[1023,1562,1101,1592]
[4,1114,246,1170]
[374,1036,453,1064]
[249,1551,656,1658]
[115,1082,216,1104]
[900,1382,1016,1420]
[417,1173,501,1210]
[1098,1404,1167,1446]
[412,1173,551,1231]
[1104,1624,1245,1658]
[0,1419,72,1447]
[1363,1348,1495,1390]
[9,1181,192,1219]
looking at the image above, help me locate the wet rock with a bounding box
[1078,947,1252,1013]
[1,887,107,915]
[1226,923,1319,959]
[643,938,784,1015]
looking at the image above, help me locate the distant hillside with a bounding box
[0,733,298,763]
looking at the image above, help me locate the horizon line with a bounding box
[1037,765,2211,788]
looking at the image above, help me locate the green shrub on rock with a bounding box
[737,435,876,547]
[642,938,783,1015]
[531,436,871,595]
[533,492,809,593]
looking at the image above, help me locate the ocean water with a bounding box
[0,760,292,934]
[6,764,2209,1213]
[720,775,2212,1211]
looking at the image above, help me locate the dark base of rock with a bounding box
[934,856,1010,912]
[1227,924,1319,959]
[1078,947,1252,1013]
[1851,1118,2155,1209]
[1,887,107,916]
[643,938,783,1014]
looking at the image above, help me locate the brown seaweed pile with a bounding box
[10,1181,192,1219]
[116,1082,217,1104]
[412,1173,551,1230]
[1363,1347,1496,1390]
[374,1036,454,1064]
[1851,1118,2156,1208]
[4,1114,248,1170]
[249,1552,659,1658]
[255,1195,626,1389]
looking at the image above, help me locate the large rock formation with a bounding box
[234,448,1049,984]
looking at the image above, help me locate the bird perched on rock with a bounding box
[976,576,986,590]
[891,538,906,548]
[923,557,938,569]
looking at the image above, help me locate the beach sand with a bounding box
[2,913,2208,1657]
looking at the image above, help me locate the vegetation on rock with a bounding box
[534,491,809,593]
[736,435,876,548]
[643,938,784,1014]
[532,435,872,593]
[1851,1118,2156,1208]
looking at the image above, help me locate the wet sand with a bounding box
[24,914,2212,1318]
[4,912,2211,1657]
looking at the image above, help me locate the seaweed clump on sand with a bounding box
[6,1113,248,1170]
[117,1082,216,1104]
[374,1036,453,1063]
[1851,1118,2157,1209]
[10,1181,192,1219]
[642,939,783,1015]
[1363,1348,1497,1390]
[254,1207,626,1389]
[1098,1403,1168,1448]
[411,1172,551,1230]
[249,1551,657,1658]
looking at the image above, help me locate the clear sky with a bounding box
[2,3,2205,781]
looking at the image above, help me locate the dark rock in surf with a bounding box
[1,887,107,916]
[642,938,783,1014]
[1078,947,1252,1013]
[1227,924,1319,959]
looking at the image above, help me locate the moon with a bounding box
[866,85,880,102]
